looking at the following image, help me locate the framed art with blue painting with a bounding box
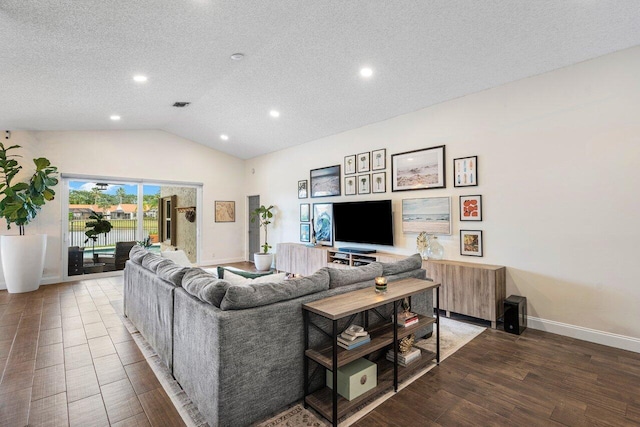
[454,156,478,187]
[300,223,310,242]
[312,203,333,246]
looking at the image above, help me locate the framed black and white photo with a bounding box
[344,176,356,195]
[460,195,482,221]
[391,145,446,191]
[298,180,308,199]
[300,203,310,222]
[372,172,386,193]
[300,223,310,243]
[357,152,370,173]
[454,156,478,187]
[372,149,386,171]
[310,165,341,197]
[358,174,370,194]
[344,155,356,175]
[460,230,483,256]
[313,203,333,246]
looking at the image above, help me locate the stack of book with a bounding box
[338,325,371,350]
[386,347,421,367]
[396,310,419,327]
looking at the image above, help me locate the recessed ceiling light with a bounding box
[133,75,148,83]
[360,67,373,78]
[220,134,229,141]
[269,110,280,118]
[230,53,244,61]
[110,115,121,121]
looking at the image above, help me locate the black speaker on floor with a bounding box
[504,295,527,335]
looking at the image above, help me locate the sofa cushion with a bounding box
[216,266,274,279]
[220,267,330,310]
[379,254,423,276]
[161,250,192,267]
[141,253,168,273]
[222,270,287,286]
[157,262,189,286]
[328,262,383,289]
[129,245,147,264]
[181,268,231,307]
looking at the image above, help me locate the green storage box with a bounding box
[326,358,377,401]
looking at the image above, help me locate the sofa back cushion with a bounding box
[129,245,147,264]
[328,262,383,289]
[181,268,232,307]
[220,267,330,310]
[379,253,422,276]
[141,253,170,273]
[157,263,189,286]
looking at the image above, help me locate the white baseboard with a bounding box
[527,316,640,354]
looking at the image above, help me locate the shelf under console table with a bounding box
[302,278,441,427]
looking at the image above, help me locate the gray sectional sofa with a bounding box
[124,246,433,427]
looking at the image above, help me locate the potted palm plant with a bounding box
[250,204,275,271]
[0,143,58,293]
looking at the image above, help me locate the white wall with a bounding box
[0,130,246,288]
[247,47,640,351]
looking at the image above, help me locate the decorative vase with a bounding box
[425,236,444,260]
[254,253,274,271]
[1,234,47,293]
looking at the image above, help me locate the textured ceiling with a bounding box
[1,1,639,159]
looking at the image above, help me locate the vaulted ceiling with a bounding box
[1,1,639,159]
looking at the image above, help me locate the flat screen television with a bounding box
[332,200,394,246]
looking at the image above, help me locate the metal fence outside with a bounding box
[69,218,158,248]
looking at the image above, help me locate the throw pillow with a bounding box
[161,250,193,267]
[222,269,287,286]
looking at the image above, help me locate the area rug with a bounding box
[255,317,486,427]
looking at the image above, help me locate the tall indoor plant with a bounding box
[250,204,275,271]
[84,210,113,262]
[0,143,58,293]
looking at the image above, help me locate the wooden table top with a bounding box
[303,277,439,320]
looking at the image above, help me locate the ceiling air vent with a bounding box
[172,102,191,108]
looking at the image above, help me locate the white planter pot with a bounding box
[1,234,47,293]
[254,253,273,271]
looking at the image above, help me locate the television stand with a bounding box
[337,247,377,254]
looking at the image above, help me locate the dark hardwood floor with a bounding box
[0,276,185,427]
[2,268,640,426]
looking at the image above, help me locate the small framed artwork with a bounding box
[358,174,370,194]
[298,180,308,199]
[402,197,451,234]
[300,203,310,222]
[372,149,386,171]
[357,152,370,173]
[460,195,482,221]
[214,201,235,222]
[391,145,446,191]
[344,155,356,175]
[310,165,341,198]
[454,156,478,187]
[372,172,386,193]
[460,230,483,257]
[344,176,357,195]
[313,203,333,246]
[300,223,311,243]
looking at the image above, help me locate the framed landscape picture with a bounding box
[372,148,386,171]
[460,195,482,221]
[214,201,235,222]
[372,172,386,193]
[454,155,478,187]
[300,223,310,242]
[313,203,333,246]
[344,176,356,195]
[300,203,310,222]
[358,174,370,194]
[391,145,446,191]
[401,197,451,234]
[357,152,370,173]
[460,230,483,256]
[310,165,341,197]
[298,180,308,199]
[344,155,356,175]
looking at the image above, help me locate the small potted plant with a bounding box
[0,143,58,293]
[250,204,275,271]
[84,210,113,264]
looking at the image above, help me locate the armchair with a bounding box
[99,241,136,271]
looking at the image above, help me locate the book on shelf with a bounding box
[338,336,371,350]
[395,311,419,327]
[338,334,370,347]
[386,347,421,366]
[340,331,370,341]
[341,325,369,339]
